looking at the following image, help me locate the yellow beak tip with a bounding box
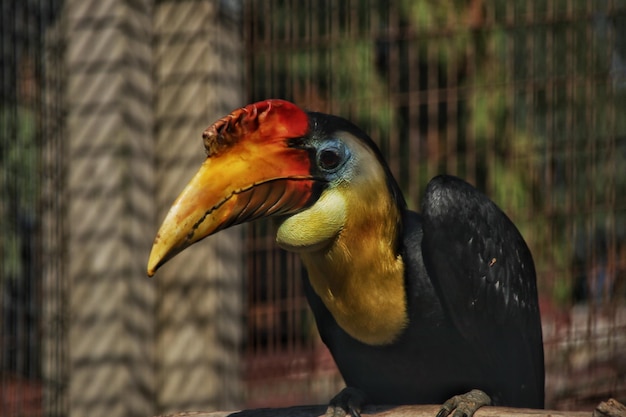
[146,249,164,277]
[146,262,157,277]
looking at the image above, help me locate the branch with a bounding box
[156,400,626,417]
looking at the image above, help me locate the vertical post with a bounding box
[153,0,243,413]
[41,13,69,417]
[65,0,156,416]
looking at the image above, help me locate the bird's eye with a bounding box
[319,149,342,170]
[314,140,349,173]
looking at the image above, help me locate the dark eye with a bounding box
[314,140,350,173]
[319,148,342,170]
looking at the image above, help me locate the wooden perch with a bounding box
[157,399,626,417]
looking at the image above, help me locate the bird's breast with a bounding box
[300,237,408,346]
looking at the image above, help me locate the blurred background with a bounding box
[1,0,625,416]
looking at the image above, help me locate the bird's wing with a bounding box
[420,175,544,407]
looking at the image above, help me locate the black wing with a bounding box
[421,175,544,408]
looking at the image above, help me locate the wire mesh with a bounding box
[1,1,626,416]
[1,1,66,417]
[243,0,626,410]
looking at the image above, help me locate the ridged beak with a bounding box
[147,100,316,276]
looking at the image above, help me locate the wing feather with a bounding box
[421,175,544,407]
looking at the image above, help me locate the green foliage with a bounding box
[0,106,38,280]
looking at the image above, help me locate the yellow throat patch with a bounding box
[276,135,408,345]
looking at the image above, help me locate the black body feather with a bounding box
[303,174,544,408]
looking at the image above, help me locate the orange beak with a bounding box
[147,100,317,276]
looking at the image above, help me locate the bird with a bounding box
[147,99,545,417]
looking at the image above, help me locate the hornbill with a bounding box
[147,99,545,417]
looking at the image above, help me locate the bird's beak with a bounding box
[147,100,317,276]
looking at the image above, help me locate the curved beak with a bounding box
[147,100,317,276]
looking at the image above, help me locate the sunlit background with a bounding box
[1,1,625,416]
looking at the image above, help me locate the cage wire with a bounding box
[0,1,625,416]
[1,1,66,417]
[243,0,626,410]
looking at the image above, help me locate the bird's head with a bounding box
[147,99,404,277]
